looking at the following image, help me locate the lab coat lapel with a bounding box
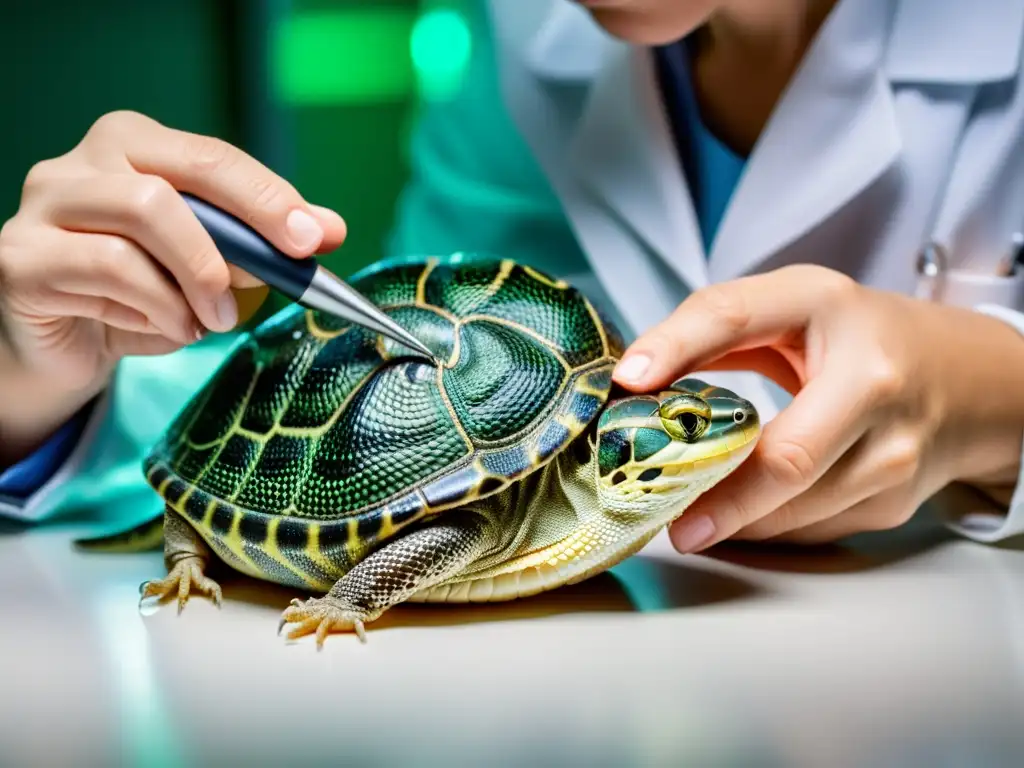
[519,1,709,294]
[708,0,902,281]
[567,46,710,292]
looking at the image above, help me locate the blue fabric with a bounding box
[0,401,94,498]
[653,40,747,253]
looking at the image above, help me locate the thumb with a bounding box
[695,348,807,396]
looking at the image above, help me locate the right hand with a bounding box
[0,110,347,459]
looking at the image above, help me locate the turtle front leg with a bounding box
[278,511,491,647]
[139,507,223,613]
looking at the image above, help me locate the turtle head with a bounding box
[595,378,761,517]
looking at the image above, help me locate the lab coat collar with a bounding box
[886,0,1024,84]
[706,0,902,281]
[522,0,1024,288]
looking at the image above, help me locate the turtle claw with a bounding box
[278,597,371,648]
[139,558,222,613]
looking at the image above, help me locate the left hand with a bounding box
[611,264,1024,550]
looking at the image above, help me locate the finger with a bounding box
[33,292,153,334]
[667,364,874,554]
[46,230,200,344]
[767,487,918,545]
[43,173,236,333]
[612,265,854,390]
[84,111,347,257]
[104,328,185,359]
[730,431,897,541]
[736,427,923,542]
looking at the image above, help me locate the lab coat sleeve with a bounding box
[932,303,1024,543]
[0,400,95,498]
[0,334,238,533]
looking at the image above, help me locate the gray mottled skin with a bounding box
[276,511,494,645]
[326,511,490,618]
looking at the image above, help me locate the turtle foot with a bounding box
[277,596,372,648]
[139,557,223,614]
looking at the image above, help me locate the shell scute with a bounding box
[442,320,566,444]
[423,258,607,367]
[149,253,621,566]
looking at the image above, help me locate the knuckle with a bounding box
[0,221,22,282]
[181,133,238,175]
[22,159,61,193]
[186,248,230,294]
[103,235,137,265]
[246,175,288,216]
[89,236,132,278]
[864,356,905,402]
[87,110,148,141]
[124,175,176,221]
[878,433,922,485]
[0,218,16,251]
[785,264,856,290]
[691,284,750,334]
[762,439,818,488]
[820,270,858,303]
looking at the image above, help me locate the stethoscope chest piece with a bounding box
[914,241,948,301]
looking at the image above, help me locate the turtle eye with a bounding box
[659,395,711,443]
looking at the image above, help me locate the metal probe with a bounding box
[180,193,435,360]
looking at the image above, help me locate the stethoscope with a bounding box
[913,235,1024,308]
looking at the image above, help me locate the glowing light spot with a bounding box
[271,9,417,105]
[410,9,472,102]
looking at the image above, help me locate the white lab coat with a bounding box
[7,0,1024,546]
[483,0,1024,542]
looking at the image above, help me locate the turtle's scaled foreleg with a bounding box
[278,510,491,647]
[139,507,222,613]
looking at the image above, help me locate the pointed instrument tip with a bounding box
[299,266,438,361]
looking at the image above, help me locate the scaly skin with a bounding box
[277,377,760,647]
[76,256,761,648]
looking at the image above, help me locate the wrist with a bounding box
[0,352,109,466]
[937,308,1024,489]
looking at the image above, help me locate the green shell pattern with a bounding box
[142,254,621,588]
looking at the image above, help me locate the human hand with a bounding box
[611,265,1024,549]
[0,110,347,460]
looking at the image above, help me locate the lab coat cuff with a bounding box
[0,383,113,524]
[936,302,1024,542]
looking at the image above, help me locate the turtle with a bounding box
[78,253,760,646]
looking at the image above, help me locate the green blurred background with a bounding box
[0,0,472,317]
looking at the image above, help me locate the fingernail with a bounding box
[672,515,716,553]
[614,353,651,384]
[286,208,324,251]
[214,292,238,331]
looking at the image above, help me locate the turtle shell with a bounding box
[145,253,622,561]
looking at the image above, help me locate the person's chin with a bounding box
[581,6,704,46]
